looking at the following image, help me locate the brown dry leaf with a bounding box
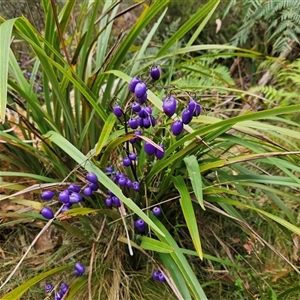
[271,268,292,282]
[34,228,57,253]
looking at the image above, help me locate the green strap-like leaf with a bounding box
[94,113,117,156]
[184,155,204,210]
[140,236,174,253]
[0,18,17,123]
[173,176,203,260]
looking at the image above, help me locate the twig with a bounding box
[118,207,133,256]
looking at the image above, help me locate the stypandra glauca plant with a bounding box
[1,0,300,299]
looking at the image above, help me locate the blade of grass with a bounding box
[94,113,117,156]
[187,0,220,46]
[173,176,203,260]
[140,236,173,253]
[0,18,18,123]
[184,155,204,210]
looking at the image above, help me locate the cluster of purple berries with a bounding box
[44,262,85,299]
[54,283,69,300]
[134,207,161,233]
[144,141,164,159]
[105,166,140,207]
[114,66,160,129]
[40,173,99,219]
[163,96,201,136]
[152,270,166,282]
[104,166,140,208]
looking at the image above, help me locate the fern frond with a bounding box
[230,0,300,54]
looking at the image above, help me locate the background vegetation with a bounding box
[1,0,300,299]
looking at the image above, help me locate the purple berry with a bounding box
[74,262,85,276]
[113,105,123,117]
[54,292,64,300]
[60,282,69,294]
[193,103,201,117]
[107,189,113,196]
[150,115,156,127]
[125,179,132,188]
[135,218,145,229]
[144,106,152,115]
[128,117,139,129]
[129,153,137,160]
[162,96,177,117]
[89,182,98,191]
[142,116,151,128]
[105,197,113,207]
[138,108,146,118]
[137,93,147,104]
[134,130,142,139]
[112,196,121,207]
[118,175,127,186]
[134,82,147,98]
[68,184,81,193]
[132,181,140,191]
[41,190,55,200]
[144,141,156,156]
[182,109,193,124]
[61,204,72,213]
[135,218,146,232]
[188,99,197,113]
[138,117,144,128]
[40,207,54,219]
[83,186,93,196]
[69,192,83,204]
[123,157,131,167]
[155,144,165,160]
[105,166,114,173]
[152,270,160,280]
[150,66,160,80]
[129,77,141,93]
[132,102,141,112]
[44,283,53,293]
[152,206,162,216]
[113,172,121,183]
[171,120,184,136]
[86,172,98,184]
[58,190,70,203]
[158,272,166,282]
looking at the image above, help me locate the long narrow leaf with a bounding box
[184,155,204,210]
[0,18,17,123]
[94,113,117,156]
[140,236,174,253]
[173,176,203,260]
